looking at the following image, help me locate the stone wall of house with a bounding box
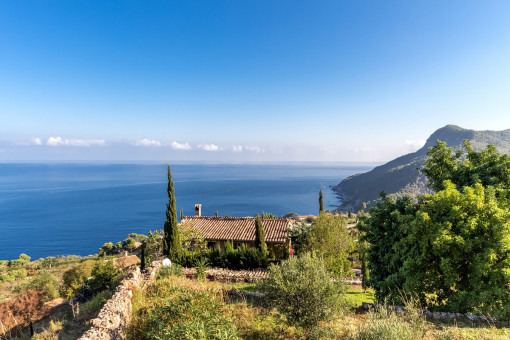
[78,261,162,340]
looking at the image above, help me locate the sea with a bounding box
[0,162,374,260]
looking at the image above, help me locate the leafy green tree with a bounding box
[89,260,121,295]
[305,213,353,277]
[140,243,146,271]
[254,214,268,256]
[422,140,510,192]
[60,262,94,301]
[163,164,181,256]
[359,194,415,302]
[122,237,137,250]
[319,189,324,213]
[23,271,59,302]
[99,242,114,256]
[402,182,510,316]
[257,253,343,331]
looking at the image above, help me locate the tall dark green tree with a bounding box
[319,189,324,213]
[180,208,184,221]
[163,164,181,256]
[140,243,146,271]
[254,214,268,256]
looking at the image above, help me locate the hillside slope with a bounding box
[334,125,510,212]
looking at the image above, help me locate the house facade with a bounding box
[179,206,292,258]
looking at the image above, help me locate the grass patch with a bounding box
[343,286,375,308]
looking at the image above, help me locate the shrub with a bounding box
[23,271,59,302]
[353,299,426,340]
[79,290,112,318]
[88,260,121,295]
[257,253,343,330]
[0,290,44,333]
[157,264,183,279]
[99,242,114,256]
[146,288,239,339]
[122,237,137,250]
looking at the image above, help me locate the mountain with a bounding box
[334,125,510,212]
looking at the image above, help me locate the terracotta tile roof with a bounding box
[179,217,291,244]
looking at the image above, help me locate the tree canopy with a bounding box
[361,140,510,317]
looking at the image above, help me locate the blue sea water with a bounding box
[0,162,373,260]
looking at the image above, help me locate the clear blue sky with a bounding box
[1,1,510,162]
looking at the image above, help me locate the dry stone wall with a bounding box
[78,261,162,340]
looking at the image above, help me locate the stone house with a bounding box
[179,204,292,258]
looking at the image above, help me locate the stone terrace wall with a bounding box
[78,261,162,340]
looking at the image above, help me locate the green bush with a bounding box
[353,300,426,340]
[23,271,59,302]
[257,253,343,330]
[88,260,121,295]
[79,290,112,318]
[156,264,183,279]
[122,237,137,250]
[146,288,239,339]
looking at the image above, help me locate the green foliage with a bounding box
[402,182,510,317]
[254,214,268,256]
[359,240,370,291]
[99,242,114,256]
[122,237,137,250]
[60,262,94,300]
[157,263,183,279]
[353,299,426,340]
[79,290,112,318]
[362,141,510,317]
[140,243,146,271]
[289,222,313,256]
[422,140,510,192]
[305,214,353,277]
[9,253,31,268]
[257,253,343,330]
[163,164,181,256]
[132,279,239,340]
[88,260,121,295]
[194,257,209,280]
[128,233,148,242]
[319,189,324,213]
[180,227,207,253]
[359,194,415,302]
[23,271,59,302]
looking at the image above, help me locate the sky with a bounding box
[1,1,510,162]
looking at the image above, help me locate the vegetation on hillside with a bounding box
[335,125,510,211]
[360,140,510,318]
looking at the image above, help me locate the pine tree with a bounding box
[254,214,268,256]
[319,189,324,214]
[163,164,181,256]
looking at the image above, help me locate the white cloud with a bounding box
[171,141,191,150]
[134,138,161,147]
[245,146,264,153]
[46,137,106,146]
[31,137,42,146]
[198,144,220,151]
[405,139,426,149]
[231,145,243,152]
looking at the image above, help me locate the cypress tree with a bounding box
[180,208,184,221]
[140,243,146,271]
[319,189,324,214]
[215,210,218,217]
[254,214,268,256]
[163,164,181,256]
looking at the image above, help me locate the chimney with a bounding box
[195,204,202,217]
